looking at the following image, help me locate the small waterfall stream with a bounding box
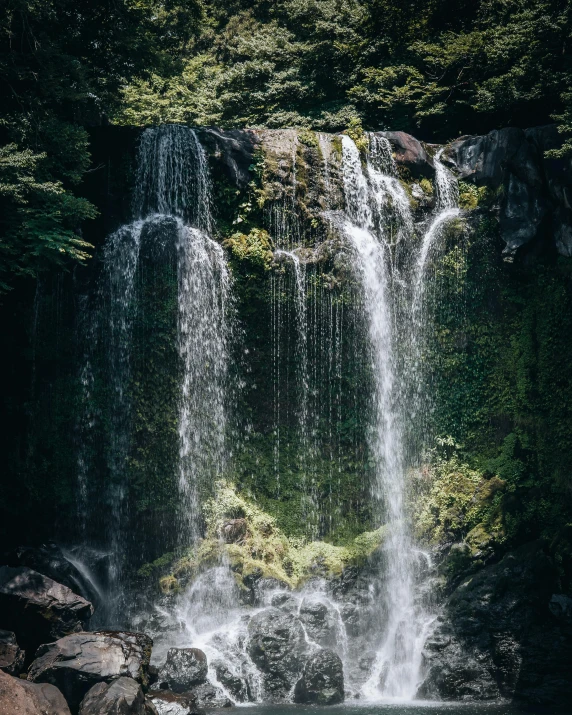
[78,125,232,622]
[339,135,460,700]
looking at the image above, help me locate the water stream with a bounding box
[73,126,461,702]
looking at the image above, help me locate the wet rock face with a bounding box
[299,597,338,648]
[419,541,572,706]
[28,630,152,713]
[294,649,344,705]
[447,124,572,257]
[79,677,157,715]
[188,682,232,708]
[2,544,98,606]
[0,669,71,715]
[0,629,25,675]
[148,690,202,715]
[380,131,435,178]
[0,566,93,658]
[212,659,250,702]
[247,607,309,699]
[154,649,207,693]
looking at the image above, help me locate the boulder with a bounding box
[247,607,308,699]
[270,592,298,612]
[448,127,548,256]
[418,541,572,705]
[28,631,152,713]
[187,683,232,709]
[3,544,99,605]
[294,649,344,705]
[220,519,247,544]
[0,669,71,715]
[0,630,25,675]
[0,566,93,657]
[212,659,250,702]
[148,690,203,715]
[199,129,259,189]
[153,649,207,693]
[299,597,337,648]
[379,131,435,178]
[79,677,157,715]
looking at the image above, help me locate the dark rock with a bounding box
[0,629,25,676]
[0,566,93,657]
[418,541,572,705]
[148,690,203,715]
[79,677,157,715]
[447,126,553,256]
[379,131,435,178]
[153,649,207,693]
[212,659,249,702]
[28,630,152,713]
[294,649,344,705]
[270,592,298,612]
[188,682,232,708]
[0,668,71,714]
[247,607,309,700]
[549,593,572,624]
[199,129,259,188]
[3,544,99,606]
[299,597,337,648]
[220,519,247,544]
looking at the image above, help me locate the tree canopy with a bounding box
[1,0,571,289]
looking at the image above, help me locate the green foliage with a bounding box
[344,117,368,153]
[223,228,273,269]
[160,481,386,592]
[458,180,488,210]
[0,143,95,291]
[113,0,572,148]
[0,0,203,290]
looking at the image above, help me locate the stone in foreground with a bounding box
[28,630,152,713]
[0,629,25,675]
[154,648,207,692]
[247,607,308,699]
[149,690,205,715]
[0,669,71,715]
[294,649,344,705]
[79,677,157,714]
[0,566,93,657]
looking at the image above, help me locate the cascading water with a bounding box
[74,125,460,702]
[339,134,460,700]
[77,125,231,622]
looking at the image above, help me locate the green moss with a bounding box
[344,118,368,153]
[224,228,273,269]
[298,129,319,148]
[162,482,386,591]
[419,178,433,196]
[458,181,489,210]
[412,439,506,545]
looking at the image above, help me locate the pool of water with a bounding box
[213,704,570,715]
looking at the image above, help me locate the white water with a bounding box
[339,135,460,700]
[78,125,232,620]
[75,127,462,701]
[177,221,232,542]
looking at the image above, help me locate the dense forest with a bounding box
[1,0,572,293]
[2,2,572,710]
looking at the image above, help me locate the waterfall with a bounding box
[340,134,460,700]
[176,222,231,543]
[78,125,230,621]
[274,249,317,531]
